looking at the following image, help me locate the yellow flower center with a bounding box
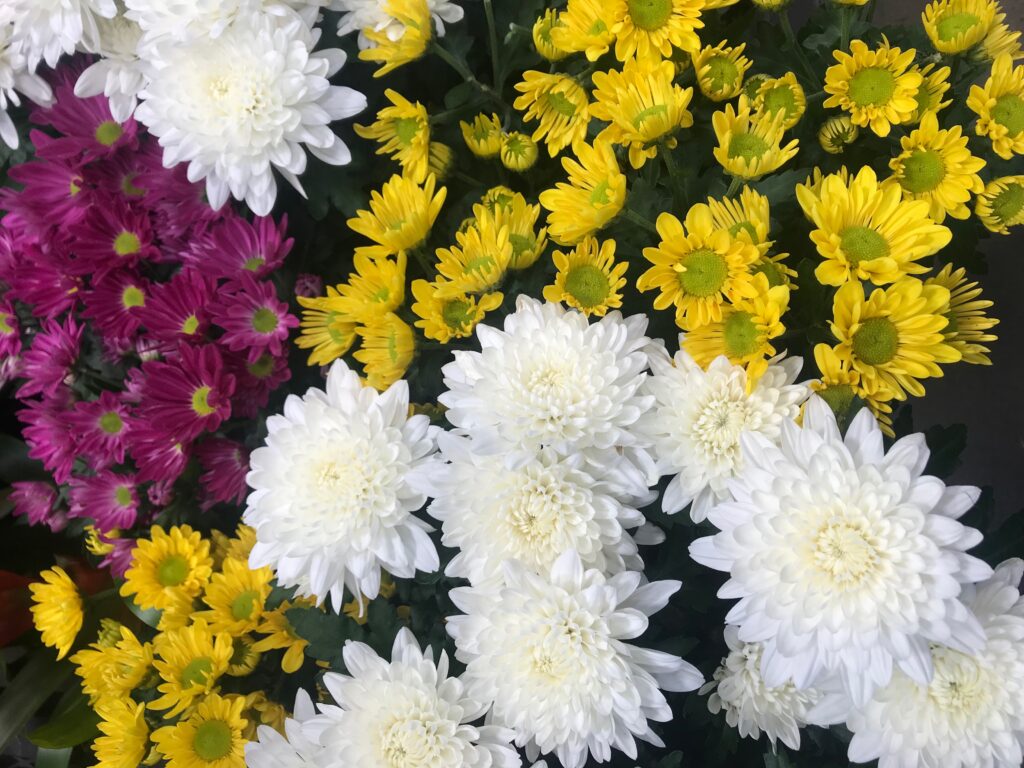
[441,298,475,330]
[840,225,889,265]
[114,486,133,507]
[817,383,855,416]
[114,231,141,256]
[545,91,578,118]
[157,555,190,587]
[182,314,200,335]
[722,311,759,358]
[99,411,124,434]
[992,181,1024,223]
[761,85,797,118]
[251,307,279,334]
[564,264,610,308]
[677,248,729,297]
[927,647,990,716]
[992,94,1024,136]
[95,120,123,147]
[231,590,260,620]
[900,149,946,193]
[727,133,770,162]
[393,117,422,146]
[191,386,216,416]
[181,657,214,688]
[935,12,981,41]
[812,519,880,587]
[852,316,899,365]
[121,285,145,309]
[848,67,896,107]
[704,56,740,92]
[193,720,233,761]
[627,0,673,31]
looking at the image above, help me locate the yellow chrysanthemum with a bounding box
[823,38,923,136]
[975,174,1024,233]
[907,63,953,123]
[152,693,247,768]
[359,0,431,77]
[543,236,628,317]
[72,624,153,702]
[411,279,503,342]
[435,218,513,295]
[252,601,309,674]
[742,73,771,101]
[92,698,149,768]
[499,131,539,170]
[830,277,961,400]
[590,58,695,169]
[347,174,446,259]
[221,525,256,564]
[751,72,806,130]
[238,691,287,740]
[478,185,518,212]
[926,263,999,364]
[609,0,705,62]
[354,312,416,390]
[428,142,453,180]
[539,139,627,245]
[198,558,273,637]
[551,0,615,61]
[29,566,82,660]
[799,165,852,207]
[460,113,503,158]
[795,166,952,286]
[474,193,548,269]
[121,525,213,612]
[818,114,860,153]
[226,635,262,677]
[683,274,790,382]
[354,90,430,183]
[706,185,771,254]
[638,203,761,329]
[158,589,199,633]
[967,53,1024,159]
[922,0,997,55]
[973,18,1024,62]
[295,287,358,367]
[514,71,591,157]
[332,251,407,324]
[150,621,233,717]
[753,251,798,289]
[811,343,896,436]
[711,101,799,180]
[693,41,751,102]
[533,9,571,61]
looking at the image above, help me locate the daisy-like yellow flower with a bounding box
[907,63,953,123]
[795,165,952,286]
[354,312,416,390]
[609,0,705,62]
[354,90,430,183]
[539,139,627,245]
[926,263,999,364]
[151,621,233,717]
[967,53,1024,159]
[478,185,518,212]
[975,174,1024,233]
[29,567,82,660]
[707,185,771,254]
[798,165,852,207]
[889,111,986,222]
[823,38,923,136]
[217,525,256,565]
[543,236,628,317]
[295,287,358,367]
[411,279,503,343]
[435,218,513,295]
[830,277,961,400]
[711,101,799,180]
[818,114,860,153]
[333,251,407,324]
[121,525,213,612]
[742,73,771,101]
[973,18,1024,62]
[533,9,571,61]
[500,131,539,171]
[359,0,431,77]
[638,203,761,329]
[551,0,615,61]
[237,691,287,740]
[474,193,548,269]
[922,0,997,55]
[152,693,247,768]
[590,58,695,169]
[347,174,446,259]
[92,698,149,768]
[754,251,798,289]
[684,274,790,381]
[810,343,898,436]
[693,41,752,102]
[72,624,153,702]
[751,72,806,130]
[460,113,502,158]
[514,72,591,157]
[427,141,453,179]
[226,635,262,677]
[252,601,309,674]
[198,558,273,637]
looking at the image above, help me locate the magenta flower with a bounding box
[69,470,139,532]
[226,349,291,419]
[96,532,136,577]
[80,270,150,342]
[70,200,160,277]
[147,481,174,507]
[137,268,213,346]
[68,391,132,470]
[195,437,250,507]
[0,300,21,358]
[210,274,298,363]
[4,151,89,234]
[17,316,82,399]
[137,344,235,442]
[185,214,293,279]
[18,394,79,484]
[32,70,138,161]
[9,482,65,531]
[128,422,190,485]
[294,272,323,299]
[3,245,83,319]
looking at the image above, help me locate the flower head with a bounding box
[295,288,358,367]
[210,274,298,364]
[975,174,1024,233]
[121,524,214,611]
[410,279,503,343]
[355,89,431,182]
[30,566,83,659]
[927,263,999,364]
[358,0,435,77]
[967,53,1024,159]
[533,9,571,61]
[185,214,293,279]
[712,101,799,179]
[0,24,53,150]
[513,71,591,157]
[460,112,503,158]
[80,270,150,342]
[474,191,548,269]
[608,0,705,62]
[499,131,539,171]
[818,114,860,153]
[69,470,139,532]
[551,0,615,61]
[150,621,233,717]
[195,438,250,507]
[91,698,149,768]
[694,41,752,102]
[539,140,626,245]
[543,236,628,317]
[7,0,117,71]
[353,312,416,391]
[137,268,214,346]
[17,316,82,399]
[347,174,446,259]
[152,692,247,767]
[922,0,998,54]
[137,344,235,442]
[751,71,806,129]
[9,482,61,531]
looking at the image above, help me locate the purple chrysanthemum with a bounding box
[0,300,21,358]
[18,394,79,484]
[2,244,83,320]
[137,268,213,347]
[70,200,159,277]
[195,437,250,507]
[9,482,64,532]
[67,390,132,470]
[225,349,291,419]
[3,150,89,235]
[128,422,190,485]
[210,274,298,364]
[17,316,82,399]
[69,470,139,532]
[184,213,293,279]
[294,272,323,299]
[137,344,235,442]
[80,270,149,342]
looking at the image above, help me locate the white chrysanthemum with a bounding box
[701,625,821,750]
[335,0,464,47]
[410,432,647,586]
[7,0,116,70]
[640,348,808,522]
[690,396,993,707]
[447,550,704,768]
[74,12,144,122]
[245,689,323,768]
[1,23,53,149]
[244,360,439,610]
[134,8,366,216]
[303,628,521,768]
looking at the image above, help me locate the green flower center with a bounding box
[723,311,759,358]
[120,173,146,198]
[817,383,855,417]
[0,312,14,335]
[230,590,260,621]
[545,91,578,118]
[191,385,216,416]
[193,720,233,761]
[840,225,889,265]
[852,316,899,365]
[848,67,896,107]
[677,248,729,297]
[181,314,200,336]
[914,85,933,115]
[743,74,770,101]
[728,220,759,242]
[754,259,785,287]
[727,133,770,161]
[157,555,190,587]
[114,231,141,256]
[991,182,1024,223]
[503,134,530,156]
[704,56,740,92]
[114,486,133,507]
[761,85,797,118]
[589,179,612,206]
[587,19,608,36]
[509,233,536,260]
[180,657,214,688]
[631,103,669,128]
[564,264,610,308]
[992,94,1024,136]
[627,0,672,30]
[900,149,946,193]
[121,285,145,309]
[247,353,275,378]
[229,638,252,666]
[935,12,981,41]
[393,117,422,146]
[98,411,124,435]
[441,298,475,330]
[942,311,959,335]
[251,307,279,334]
[70,176,82,197]
[243,256,265,271]
[95,120,123,147]
[326,319,353,346]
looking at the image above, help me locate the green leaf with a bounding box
[35,748,72,768]
[124,596,162,629]
[286,606,365,668]
[29,689,100,749]
[657,750,685,767]
[0,649,74,751]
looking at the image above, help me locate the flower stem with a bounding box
[661,143,685,208]
[408,246,435,277]
[431,42,506,114]
[619,206,658,234]
[725,175,743,198]
[840,6,851,51]
[483,0,501,89]
[779,11,820,89]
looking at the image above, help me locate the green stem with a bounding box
[429,98,488,125]
[661,143,685,208]
[619,206,658,234]
[725,175,743,198]
[408,246,435,277]
[431,42,506,114]
[483,0,501,90]
[840,6,851,51]
[779,11,820,89]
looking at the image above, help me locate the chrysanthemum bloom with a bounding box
[355,89,431,182]
[16,317,82,399]
[533,8,571,61]
[818,114,860,153]
[543,236,628,317]
[80,270,149,343]
[499,131,539,171]
[639,348,806,521]
[701,626,821,750]
[815,559,1024,768]
[135,9,366,215]
[252,601,309,673]
[137,268,214,346]
[7,0,116,70]
[922,0,998,54]
[153,692,247,767]
[907,62,953,123]
[4,158,89,236]
[90,698,149,768]
[18,396,79,485]
[809,342,891,433]
[74,11,144,123]
[474,192,548,269]
[226,348,291,419]
[711,101,799,180]
[967,53,1024,159]
[707,186,772,253]
[410,279,503,343]
[31,74,139,160]
[302,628,521,766]
[246,690,324,767]
[751,72,806,130]
[435,218,512,296]
[9,482,60,531]
[69,200,158,276]
[29,566,83,659]
[120,524,213,611]
[128,422,190,485]
[637,203,761,329]
[607,0,704,61]
[514,71,591,157]
[0,24,53,150]
[150,621,233,717]
[185,214,293,279]
[448,551,704,768]
[975,174,1024,233]
[460,112,503,158]
[357,0,437,77]
[295,289,358,366]
[926,263,999,365]
[550,0,615,61]
[796,166,952,286]
[347,173,446,259]
[72,623,152,701]
[590,58,695,169]
[210,274,298,364]
[198,557,272,636]
[693,41,752,102]
[69,470,139,532]
[973,15,1024,62]
[830,277,961,399]
[195,438,250,507]
[67,391,131,470]
[137,344,235,442]
[889,112,986,222]
[245,360,438,609]
[539,140,626,245]
[824,39,923,137]
[332,251,406,324]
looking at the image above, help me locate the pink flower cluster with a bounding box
[0,66,298,571]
